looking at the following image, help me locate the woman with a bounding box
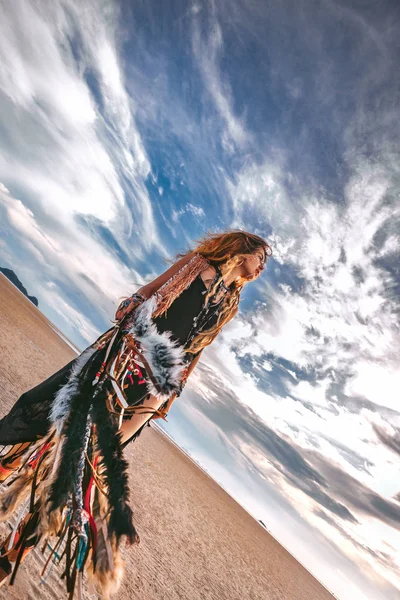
[0,230,271,596]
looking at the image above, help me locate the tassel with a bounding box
[84,464,98,552]
[70,416,92,539]
[36,436,65,537]
[0,437,47,520]
[40,512,70,578]
[63,525,76,594]
[9,510,41,585]
[47,407,90,513]
[0,466,34,521]
[6,497,30,554]
[86,474,124,598]
[92,329,120,386]
[87,521,125,600]
[92,362,107,386]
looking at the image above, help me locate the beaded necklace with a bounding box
[184,266,231,352]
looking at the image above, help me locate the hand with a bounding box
[115,293,145,322]
[151,410,168,421]
[150,393,178,420]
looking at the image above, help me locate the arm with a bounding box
[115,252,196,321]
[136,251,196,299]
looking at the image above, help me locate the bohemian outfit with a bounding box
[0,254,232,598]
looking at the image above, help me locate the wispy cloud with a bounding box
[1,1,400,598]
[167,362,400,600]
[0,184,138,344]
[0,0,167,345]
[191,4,251,153]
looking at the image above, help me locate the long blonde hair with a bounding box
[182,231,272,354]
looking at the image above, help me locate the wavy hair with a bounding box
[181,231,272,354]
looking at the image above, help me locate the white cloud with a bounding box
[0,0,173,348]
[227,158,400,376]
[44,281,100,343]
[2,2,400,597]
[211,156,400,514]
[346,364,400,413]
[171,202,205,223]
[192,12,250,151]
[195,154,400,593]
[0,183,141,345]
[228,160,294,234]
[0,0,160,243]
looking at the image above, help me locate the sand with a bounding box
[0,273,334,600]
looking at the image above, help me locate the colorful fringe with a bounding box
[0,424,136,596]
[0,325,178,596]
[0,254,208,596]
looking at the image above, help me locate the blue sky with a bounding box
[1,2,400,598]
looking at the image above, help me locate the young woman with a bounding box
[0,230,271,596]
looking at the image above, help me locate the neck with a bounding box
[221,265,242,287]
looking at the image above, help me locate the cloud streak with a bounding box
[1,1,400,598]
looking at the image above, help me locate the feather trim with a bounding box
[90,388,138,545]
[47,369,95,513]
[50,346,97,433]
[87,523,124,600]
[36,435,66,536]
[128,296,185,400]
[0,437,46,521]
[88,486,125,599]
[0,465,33,521]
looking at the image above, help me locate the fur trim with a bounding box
[0,437,45,521]
[87,524,125,600]
[36,435,65,536]
[50,346,97,433]
[88,478,127,598]
[48,388,92,513]
[128,296,185,400]
[91,387,138,545]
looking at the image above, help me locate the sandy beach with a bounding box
[0,274,334,600]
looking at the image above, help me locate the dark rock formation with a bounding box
[0,267,39,306]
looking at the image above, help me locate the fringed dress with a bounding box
[0,275,215,446]
[0,256,229,598]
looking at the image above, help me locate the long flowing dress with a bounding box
[0,259,227,597]
[0,275,215,446]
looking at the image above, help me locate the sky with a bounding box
[0,1,399,598]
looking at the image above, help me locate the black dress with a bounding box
[0,276,218,445]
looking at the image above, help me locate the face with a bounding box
[239,247,266,281]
